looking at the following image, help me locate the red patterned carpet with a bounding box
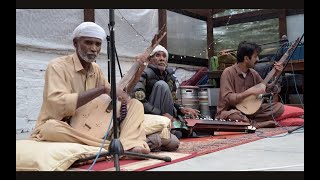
[177,127,295,155]
[68,126,297,171]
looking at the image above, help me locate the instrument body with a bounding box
[235,83,265,115]
[236,37,301,115]
[70,27,167,138]
[184,118,255,134]
[70,94,117,138]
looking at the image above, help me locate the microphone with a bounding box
[258,93,273,99]
[281,35,288,42]
[280,35,289,47]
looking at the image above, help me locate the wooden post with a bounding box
[207,10,214,85]
[158,9,167,48]
[278,9,287,39]
[84,9,95,22]
[207,10,214,60]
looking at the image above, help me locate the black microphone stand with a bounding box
[107,35,111,82]
[74,9,172,171]
[107,27,123,80]
[78,9,171,171]
[108,9,123,171]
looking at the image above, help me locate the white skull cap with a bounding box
[72,22,106,41]
[150,45,168,60]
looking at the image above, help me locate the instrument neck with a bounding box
[262,36,302,85]
[262,52,289,84]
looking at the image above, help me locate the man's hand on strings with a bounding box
[116,88,130,104]
[246,83,266,95]
[180,107,200,119]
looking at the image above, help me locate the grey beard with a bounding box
[158,66,166,71]
[79,52,96,63]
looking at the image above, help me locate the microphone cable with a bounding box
[256,96,304,139]
[87,111,114,171]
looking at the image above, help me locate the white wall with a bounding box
[287,14,304,42]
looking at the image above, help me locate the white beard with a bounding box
[79,53,96,63]
[158,65,166,71]
[77,47,97,63]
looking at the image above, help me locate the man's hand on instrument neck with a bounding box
[135,54,149,67]
[273,62,283,77]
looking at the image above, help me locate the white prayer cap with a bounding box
[150,45,168,60]
[72,22,106,41]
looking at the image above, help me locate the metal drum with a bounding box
[208,87,220,118]
[198,89,210,117]
[177,86,199,110]
[198,85,214,118]
[207,88,220,107]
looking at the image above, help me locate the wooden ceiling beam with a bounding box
[212,9,227,15]
[212,9,279,27]
[167,9,208,21]
[212,9,304,27]
[287,9,304,16]
[167,9,228,21]
[184,9,211,17]
[167,9,303,24]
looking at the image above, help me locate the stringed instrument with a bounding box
[236,37,301,115]
[184,118,255,134]
[70,26,167,139]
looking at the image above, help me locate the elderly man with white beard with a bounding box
[132,45,199,150]
[30,22,150,155]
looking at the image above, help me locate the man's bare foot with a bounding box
[253,120,276,128]
[128,146,150,154]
